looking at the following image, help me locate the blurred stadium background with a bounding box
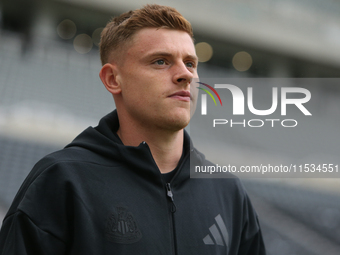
[1,0,340,254]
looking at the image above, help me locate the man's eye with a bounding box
[155,59,165,65]
[186,62,195,68]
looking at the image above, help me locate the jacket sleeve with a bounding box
[0,157,72,255]
[237,193,266,255]
[0,211,66,255]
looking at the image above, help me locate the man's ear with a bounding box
[99,63,122,95]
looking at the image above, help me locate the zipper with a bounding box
[166,183,178,255]
[140,141,188,254]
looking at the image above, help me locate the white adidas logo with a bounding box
[203,214,229,247]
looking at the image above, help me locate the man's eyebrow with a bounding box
[143,51,198,62]
[147,51,172,57]
[142,52,173,60]
[186,54,199,62]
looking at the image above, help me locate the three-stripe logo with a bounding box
[203,214,229,247]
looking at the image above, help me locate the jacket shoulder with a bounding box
[3,146,115,219]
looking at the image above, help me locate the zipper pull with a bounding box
[166,183,176,213]
[166,183,174,201]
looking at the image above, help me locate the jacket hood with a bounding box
[64,110,196,183]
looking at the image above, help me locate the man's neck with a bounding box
[117,119,184,174]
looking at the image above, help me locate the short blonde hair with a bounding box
[99,4,194,65]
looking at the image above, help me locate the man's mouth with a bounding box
[168,91,191,102]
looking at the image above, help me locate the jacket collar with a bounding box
[66,110,195,184]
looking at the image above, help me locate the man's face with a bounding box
[115,28,199,132]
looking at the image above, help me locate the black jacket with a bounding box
[0,111,265,254]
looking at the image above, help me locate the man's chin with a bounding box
[163,114,190,132]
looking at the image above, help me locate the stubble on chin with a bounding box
[157,111,191,132]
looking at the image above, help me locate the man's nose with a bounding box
[172,62,194,85]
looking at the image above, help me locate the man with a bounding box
[0,4,265,254]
